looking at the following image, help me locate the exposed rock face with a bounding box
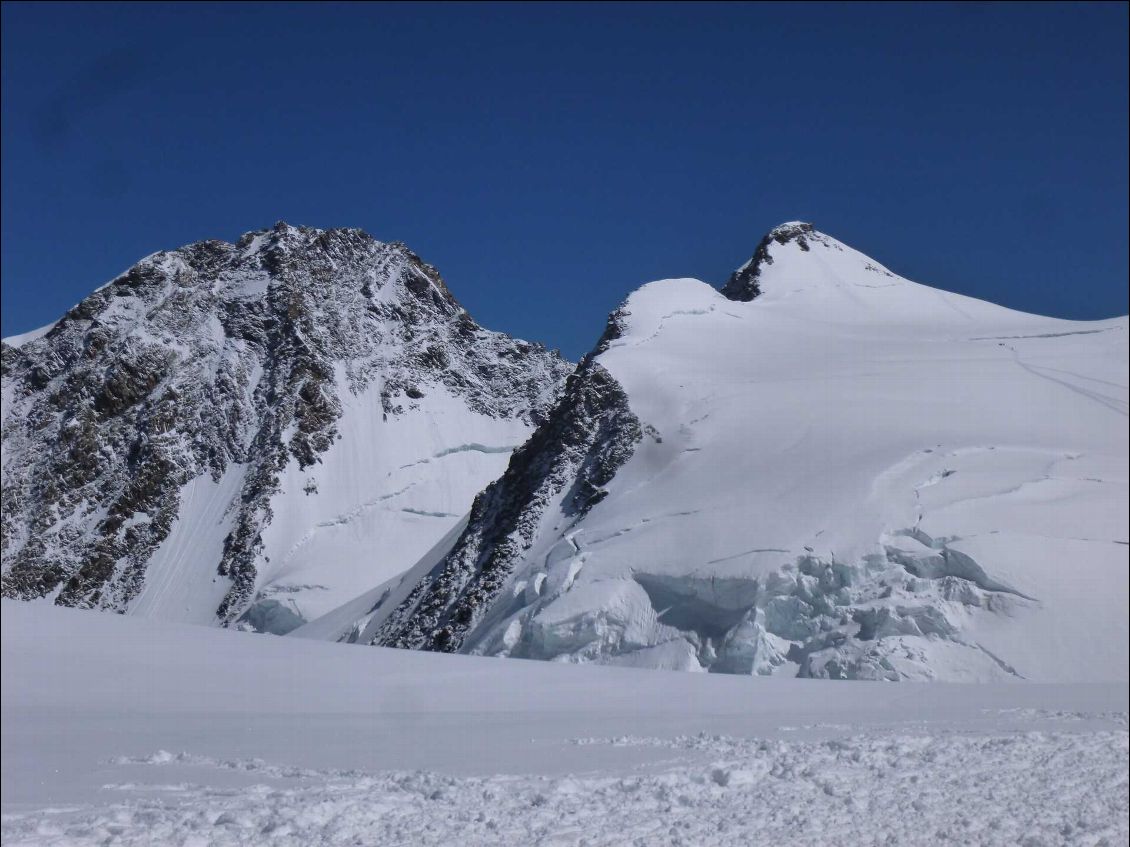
[369,353,642,652]
[1,223,571,625]
[721,221,816,302]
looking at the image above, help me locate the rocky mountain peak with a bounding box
[720,220,827,302]
[766,220,816,242]
[1,226,572,626]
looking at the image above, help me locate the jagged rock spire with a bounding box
[721,221,816,302]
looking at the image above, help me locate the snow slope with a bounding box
[2,601,1126,846]
[337,223,1129,682]
[1,223,571,629]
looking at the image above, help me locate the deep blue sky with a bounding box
[2,2,1127,358]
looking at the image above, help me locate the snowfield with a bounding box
[2,601,1127,846]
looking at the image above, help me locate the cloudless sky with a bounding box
[2,2,1127,358]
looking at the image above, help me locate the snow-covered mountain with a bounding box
[304,222,1129,682]
[1,223,572,630]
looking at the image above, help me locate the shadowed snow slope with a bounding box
[1,224,571,629]
[316,223,1129,682]
[2,602,1126,846]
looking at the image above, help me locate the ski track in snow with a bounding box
[3,727,1126,847]
[1005,344,1129,418]
[970,328,1118,341]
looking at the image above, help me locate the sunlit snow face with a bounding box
[362,226,1129,683]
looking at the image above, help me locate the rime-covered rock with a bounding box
[1,223,571,628]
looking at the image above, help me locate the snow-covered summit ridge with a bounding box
[725,220,925,305]
[683,219,1075,336]
[1,224,572,628]
[721,220,821,301]
[117,221,458,313]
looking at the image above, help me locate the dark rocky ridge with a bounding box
[369,355,642,652]
[1,222,571,621]
[720,221,816,302]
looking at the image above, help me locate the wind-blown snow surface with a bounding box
[337,224,1129,682]
[2,602,1127,846]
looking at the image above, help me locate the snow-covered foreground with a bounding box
[3,602,1127,846]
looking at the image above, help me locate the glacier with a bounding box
[317,223,1129,682]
